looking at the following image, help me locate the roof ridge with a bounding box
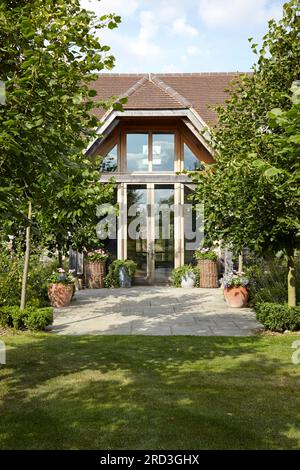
[151,75,192,108]
[96,71,250,77]
[117,75,148,101]
[117,74,188,109]
[156,72,249,76]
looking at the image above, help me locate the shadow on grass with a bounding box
[0,334,299,449]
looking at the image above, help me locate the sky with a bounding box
[80,0,285,73]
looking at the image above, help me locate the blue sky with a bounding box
[81,0,285,73]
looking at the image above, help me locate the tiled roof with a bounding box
[91,72,245,125]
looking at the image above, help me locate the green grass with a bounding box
[0,333,300,449]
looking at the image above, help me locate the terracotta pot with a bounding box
[224,286,249,308]
[48,283,74,308]
[198,260,218,288]
[84,261,106,288]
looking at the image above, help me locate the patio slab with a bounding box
[50,286,263,336]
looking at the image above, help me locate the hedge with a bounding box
[0,306,53,331]
[256,302,300,332]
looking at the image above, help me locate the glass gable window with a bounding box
[184,143,204,171]
[127,134,148,172]
[152,134,175,172]
[100,144,118,172]
[126,133,175,172]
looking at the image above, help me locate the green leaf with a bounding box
[263,167,282,179]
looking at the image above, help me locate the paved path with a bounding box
[50,287,263,336]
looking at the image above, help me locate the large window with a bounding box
[126,133,175,172]
[152,134,175,172]
[184,143,204,171]
[100,144,118,172]
[127,134,148,172]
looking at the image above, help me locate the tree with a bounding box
[0,0,121,307]
[0,0,120,218]
[36,155,116,265]
[192,0,300,306]
[252,83,300,306]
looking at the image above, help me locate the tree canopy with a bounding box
[0,0,120,223]
[192,0,300,305]
[0,0,122,306]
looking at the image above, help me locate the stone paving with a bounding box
[50,286,263,336]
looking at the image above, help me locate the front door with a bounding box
[126,184,175,284]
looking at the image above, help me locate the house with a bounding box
[86,73,237,284]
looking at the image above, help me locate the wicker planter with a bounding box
[224,286,249,308]
[84,260,106,288]
[198,260,218,288]
[48,283,74,308]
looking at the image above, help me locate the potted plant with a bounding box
[194,248,218,288]
[84,248,108,288]
[223,271,250,308]
[48,268,75,308]
[104,260,137,288]
[171,265,197,288]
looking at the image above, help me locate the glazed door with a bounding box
[126,184,174,284]
[153,185,175,283]
[126,185,148,284]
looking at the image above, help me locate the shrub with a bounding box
[11,308,29,329]
[24,308,53,331]
[0,306,53,331]
[171,265,198,287]
[0,251,23,306]
[256,302,300,332]
[0,247,60,307]
[246,257,300,306]
[105,260,137,287]
[0,306,28,329]
[0,306,14,328]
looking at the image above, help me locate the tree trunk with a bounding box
[287,249,296,307]
[238,252,243,272]
[58,250,63,267]
[20,201,32,310]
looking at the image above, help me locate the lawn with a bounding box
[0,333,299,450]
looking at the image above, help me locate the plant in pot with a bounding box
[84,248,108,289]
[223,271,250,308]
[47,268,75,308]
[104,259,137,288]
[194,248,219,288]
[171,265,197,288]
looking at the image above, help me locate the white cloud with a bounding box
[198,0,282,28]
[80,0,139,17]
[127,39,161,60]
[187,45,200,56]
[161,63,182,73]
[126,10,160,60]
[159,0,186,21]
[172,17,199,37]
[139,11,157,42]
[101,10,161,66]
